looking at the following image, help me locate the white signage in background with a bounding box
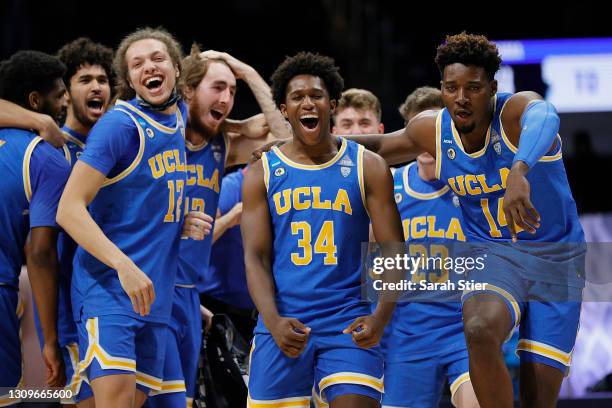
[495,65,516,94]
[542,54,612,113]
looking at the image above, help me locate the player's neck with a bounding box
[286,134,339,165]
[64,115,90,137]
[417,162,436,182]
[458,111,494,153]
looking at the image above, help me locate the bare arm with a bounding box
[212,202,242,244]
[56,161,155,316]
[342,111,437,165]
[27,227,65,387]
[241,161,309,356]
[0,99,65,147]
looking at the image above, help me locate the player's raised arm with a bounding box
[343,110,437,166]
[500,91,559,240]
[241,160,310,358]
[344,149,405,348]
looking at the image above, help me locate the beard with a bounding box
[188,98,221,138]
[454,121,476,134]
[71,103,98,129]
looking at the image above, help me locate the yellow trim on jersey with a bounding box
[101,109,146,188]
[449,94,497,158]
[450,372,470,397]
[22,136,44,202]
[65,342,83,399]
[261,152,271,192]
[0,394,20,407]
[0,140,5,148]
[434,110,443,180]
[63,131,86,149]
[271,137,347,171]
[62,145,72,165]
[516,339,572,366]
[498,98,563,162]
[247,395,310,407]
[403,162,449,200]
[463,283,521,335]
[311,387,328,408]
[115,99,184,134]
[186,397,194,408]
[317,372,384,399]
[148,379,187,395]
[357,144,367,212]
[185,139,208,152]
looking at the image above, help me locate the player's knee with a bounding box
[463,315,504,350]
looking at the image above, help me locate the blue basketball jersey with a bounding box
[256,138,370,334]
[0,129,70,287]
[435,93,584,244]
[72,100,187,323]
[388,162,467,359]
[57,127,86,345]
[178,133,227,287]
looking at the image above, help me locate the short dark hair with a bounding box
[113,27,183,100]
[57,37,113,90]
[0,50,66,107]
[435,32,502,81]
[399,86,443,121]
[270,52,344,107]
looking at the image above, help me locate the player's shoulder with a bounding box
[32,140,71,172]
[0,127,38,143]
[502,91,544,117]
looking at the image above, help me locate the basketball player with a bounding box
[382,86,479,408]
[55,28,207,408]
[243,52,404,408]
[346,33,585,408]
[332,88,384,135]
[0,50,70,406]
[147,48,290,408]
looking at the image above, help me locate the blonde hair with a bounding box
[398,86,443,121]
[335,88,382,121]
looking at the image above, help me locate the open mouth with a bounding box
[210,109,224,121]
[145,76,164,92]
[87,99,104,111]
[299,116,319,130]
[455,110,471,120]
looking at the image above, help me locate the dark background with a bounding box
[2,0,610,212]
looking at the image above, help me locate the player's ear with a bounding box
[28,91,40,112]
[183,86,194,103]
[490,79,498,96]
[280,103,288,119]
[330,99,337,115]
[378,122,385,133]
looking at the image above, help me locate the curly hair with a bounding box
[398,86,443,121]
[270,52,344,107]
[336,88,381,121]
[435,32,502,80]
[0,50,66,107]
[57,37,113,90]
[113,27,184,100]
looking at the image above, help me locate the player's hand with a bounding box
[38,114,65,148]
[199,50,255,81]
[503,162,541,242]
[250,138,290,163]
[200,305,214,333]
[182,211,213,240]
[268,316,311,358]
[42,342,66,387]
[116,258,155,317]
[343,314,385,349]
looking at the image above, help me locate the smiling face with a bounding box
[441,63,496,134]
[281,74,335,146]
[125,38,178,105]
[333,107,383,135]
[185,61,236,137]
[67,63,111,130]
